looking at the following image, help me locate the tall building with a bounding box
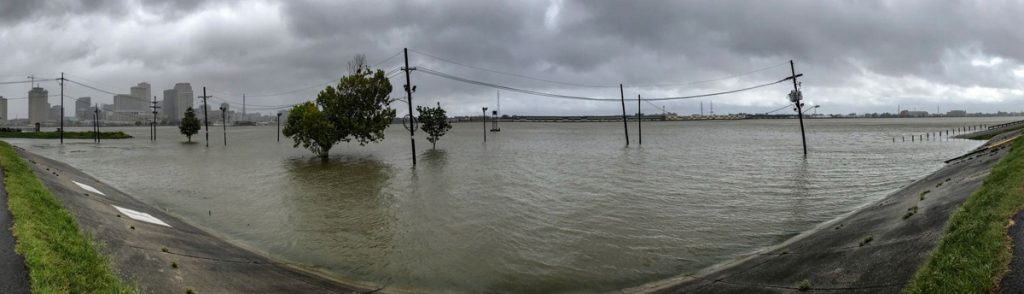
[130,82,151,111]
[49,105,62,123]
[113,94,140,112]
[174,83,194,122]
[163,89,178,122]
[75,97,91,120]
[163,83,194,122]
[28,87,49,125]
[0,96,7,123]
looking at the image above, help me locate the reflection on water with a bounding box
[282,157,395,284]
[6,117,1004,292]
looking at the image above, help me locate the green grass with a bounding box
[905,136,1024,293]
[0,131,132,139]
[0,141,135,293]
[969,125,1024,140]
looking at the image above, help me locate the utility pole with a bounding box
[620,84,629,146]
[788,60,808,155]
[403,48,417,165]
[94,104,100,143]
[220,105,227,146]
[482,107,488,142]
[150,96,160,141]
[59,72,64,144]
[277,112,282,142]
[243,93,246,121]
[637,94,642,145]
[199,87,211,148]
[700,101,704,116]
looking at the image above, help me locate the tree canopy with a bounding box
[179,107,201,142]
[283,64,396,158]
[417,102,453,149]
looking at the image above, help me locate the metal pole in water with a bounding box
[403,48,417,166]
[789,60,808,155]
[637,94,642,145]
[620,84,629,146]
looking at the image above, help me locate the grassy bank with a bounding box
[0,141,134,293]
[905,136,1024,293]
[0,131,132,139]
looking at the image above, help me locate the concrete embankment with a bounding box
[636,131,1019,293]
[14,147,376,294]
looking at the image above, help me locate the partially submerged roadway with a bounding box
[16,148,377,294]
[8,129,1021,293]
[636,131,1019,293]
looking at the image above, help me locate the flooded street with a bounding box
[6,117,1006,292]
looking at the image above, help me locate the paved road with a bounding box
[18,148,375,294]
[0,168,31,294]
[636,134,1014,293]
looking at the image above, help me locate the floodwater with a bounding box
[5,117,1010,292]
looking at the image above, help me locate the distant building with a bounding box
[900,110,929,117]
[946,110,967,117]
[113,94,139,112]
[130,82,151,112]
[163,83,194,122]
[75,97,91,120]
[163,89,178,122]
[49,105,62,123]
[0,96,7,123]
[28,87,49,125]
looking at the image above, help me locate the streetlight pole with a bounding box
[482,107,488,143]
[59,72,64,144]
[220,106,227,146]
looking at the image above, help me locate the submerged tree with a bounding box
[283,58,396,158]
[179,107,201,142]
[417,102,453,149]
[282,102,336,157]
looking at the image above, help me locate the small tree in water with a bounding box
[417,102,452,149]
[179,107,201,142]
[283,58,396,159]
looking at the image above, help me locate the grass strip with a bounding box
[905,136,1024,293]
[967,125,1024,141]
[0,141,134,293]
[0,131,132,139]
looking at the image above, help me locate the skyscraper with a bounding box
[174,83,193,122]
[130,82,151,112]
[163,88,177,122]
[28,87,49,125]
[75,97,91,120]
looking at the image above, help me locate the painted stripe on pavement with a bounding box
[73,181,106,196]
[112,205,171,227]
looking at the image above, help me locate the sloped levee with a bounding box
[634,132,1018,293]
[14,147,378,294]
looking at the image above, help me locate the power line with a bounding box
[410,48,615,88]
[417,66,791,102]
[410,48,788,89]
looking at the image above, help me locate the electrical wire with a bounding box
[417,66,791,102]
[410,48,789,89]
[410,48,615,88]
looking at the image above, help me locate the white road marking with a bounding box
[73,181,106,196]
[112,205,171,227]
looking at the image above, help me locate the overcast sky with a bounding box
[1,0,1023,118]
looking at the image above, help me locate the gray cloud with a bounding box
[0,0,1022,118]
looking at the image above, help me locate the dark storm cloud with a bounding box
[1,0,1022,117]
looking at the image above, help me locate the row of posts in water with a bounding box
[893,124,987,142]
